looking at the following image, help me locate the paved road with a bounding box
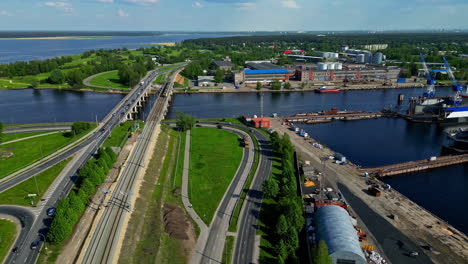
[0,131,65,145]
[3,66,183,264]
[4,126,71,134]
[232,128,272,264]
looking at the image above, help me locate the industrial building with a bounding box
[362,44,388,51]
[212,56,234,70]
[295,65,400,82]
[233,62,290,85]
[315,205,367,264]
[242,117,271,128]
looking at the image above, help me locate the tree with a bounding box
[312,240,332,264]
[271,80,282,90]
[48,214,73,244]
[176,111,196,132]
[284,82,292,89]
[0,121,3,135]
[300,82,306,89]
[31,79,39,88]
[263,178,279,199]
[214,70,224,84]
[71,122,91,136]
[256,82,262,90]
[48,69,65,84]
[276,215,289,239]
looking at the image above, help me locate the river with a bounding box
[0,87,466,234]
[0,34,235,64]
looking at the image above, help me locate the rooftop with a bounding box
[213,61,234,67]
[245,69,289,75]
[246,62,283,70]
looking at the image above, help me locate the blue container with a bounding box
[397,78,406,83]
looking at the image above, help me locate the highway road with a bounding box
[2,66,184,264]
[81,70,181,264]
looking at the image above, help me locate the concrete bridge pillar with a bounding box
[126,113,133,121]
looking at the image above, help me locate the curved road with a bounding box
[82,70,128,91]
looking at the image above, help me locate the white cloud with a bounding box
[44,1,74,13]
[126,0,160,5]
[235,2,256,10]
[0,10,13,17]
[193,1,203,8]
[118,8,130,17]
[281,0,300,9]
[97,0,114,3]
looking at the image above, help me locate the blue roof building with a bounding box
[315,205,367,264]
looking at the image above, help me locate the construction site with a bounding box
[269,117,468,264]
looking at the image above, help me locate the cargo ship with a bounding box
[315,86,340,93]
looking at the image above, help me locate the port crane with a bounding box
[419,53,436,98]
[442,57,463,105]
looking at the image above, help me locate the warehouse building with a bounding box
[212,56,234,70]
[296,66,400,82]
[233,62,290,85]
[315,205,367,264]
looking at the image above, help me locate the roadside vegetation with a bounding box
[222,235,235,264]
[0,158,72,206]
[189,127,243,225]
[47,147,117,244]
[0,219,17,263]
[119,125,196,264]
[102,121,135,148]
[0,122,95,179]
[257,132,304,264]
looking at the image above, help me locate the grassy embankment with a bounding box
[0,158,72,206]
[0,125,95,179]
[118,125,195,264]
[1,131,55,143]
[4,122,73,129]
[222,236,235,264]
[88,71,129,89]
[189,127,243,225]
[0,219,17,263]
[102,121,135,149]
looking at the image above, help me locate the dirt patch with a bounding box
[163,203,190,240]
[0,149,14,160]
[175,74,184,85]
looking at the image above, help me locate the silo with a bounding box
[335,63,343,70]
[331,53,339,59]
[317,62,328,70]
[356,54,365,64]
[328,63,335,70]
[322,52,330,58]
[373,52,383,64]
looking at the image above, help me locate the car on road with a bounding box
[30,240,39,250]
[217,125,223,129]
[46,208,56,217]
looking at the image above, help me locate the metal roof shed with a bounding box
[315,205,366,264]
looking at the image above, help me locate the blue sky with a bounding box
[0,0,466,31]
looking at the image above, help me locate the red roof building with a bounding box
[251,118,271,128]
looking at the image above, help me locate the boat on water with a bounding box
[315,86,340,93]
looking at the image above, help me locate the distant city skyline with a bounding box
[0,0,467,31]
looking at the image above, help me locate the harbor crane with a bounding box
[442,57,463,105]
[419,53,436,98]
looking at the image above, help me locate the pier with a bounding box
[284,109,383,124]
[364,154,468,177]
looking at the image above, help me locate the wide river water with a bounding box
[1,88,466,234]
[0,34,235,64]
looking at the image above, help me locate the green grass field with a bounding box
[103,122,133,148]
[88,71,129,89]
[0,219,17,263]
[189,127,243,225]
[0,158,71,206]
[1,131,54,143]
[0,125,94,179]
[222,236,235,264]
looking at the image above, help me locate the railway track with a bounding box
[81,71,178,264]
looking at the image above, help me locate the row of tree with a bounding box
[262,132,304,263]
[0,121,3,143]
[0,56,73,78]
[47,147,117,243]
[71,122,92,136]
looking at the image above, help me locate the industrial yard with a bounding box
[269,117,468,264]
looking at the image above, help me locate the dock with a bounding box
[364,154,468,177]
[284,110,383,124]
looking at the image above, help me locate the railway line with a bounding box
[80,70,179,264]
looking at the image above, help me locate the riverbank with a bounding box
[269,117,468,264]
